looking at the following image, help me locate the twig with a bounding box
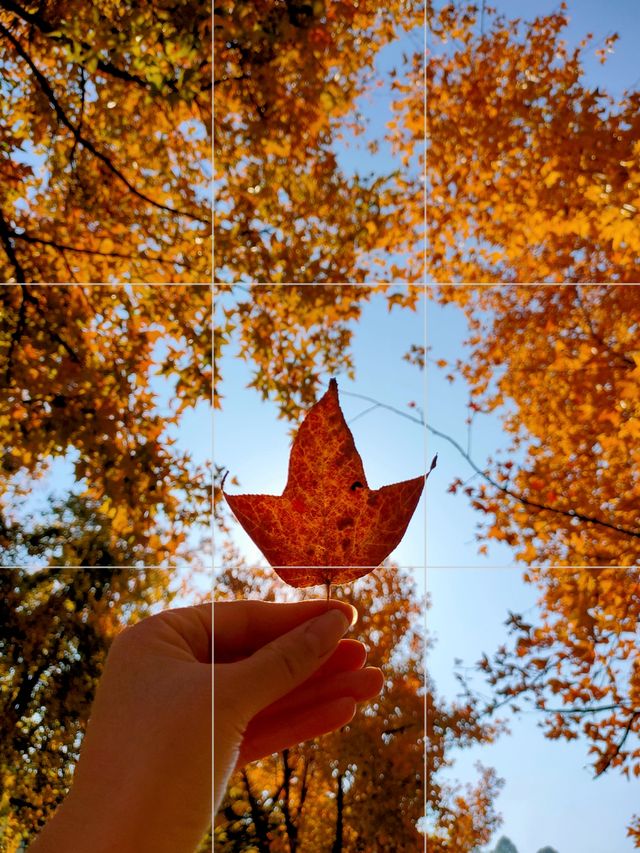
[595,710,640,777]
[0,208,27,282]
[14,230,199,271]
[0,22,209,224]
[339,387,640,541]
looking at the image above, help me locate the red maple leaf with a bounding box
[223,380,436,590]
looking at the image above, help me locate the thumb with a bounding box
[235,608,352,716]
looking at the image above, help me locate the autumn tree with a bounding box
[437,285,640,567]
[213,564,502,852]
[472,566,640,847]
[0,284,212,565]
[426,3,640,281]
[435,284,640,843]
[1,285,214,843]
[215,2,640,282]
[213,0,423,282]
[0,283,215,844]
[0,0,211,283]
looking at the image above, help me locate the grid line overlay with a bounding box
[3,6,636,847]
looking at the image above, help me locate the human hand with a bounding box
[214,599,384,812]
[30,604,212,853]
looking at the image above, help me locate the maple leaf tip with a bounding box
[220,469,229,491]
[329,378,338,391]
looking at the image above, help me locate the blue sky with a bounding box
[215,284,638,851]
[487,0,640,100]
[340,1,640,179]
[335,21,423,181]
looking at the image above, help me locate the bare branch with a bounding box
[340,387,640,541]
[543,704,628,714]
[0,208,27,282]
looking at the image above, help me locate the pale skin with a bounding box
[31,599,383,853]
[30,604,213,853]
[214,599,384,811]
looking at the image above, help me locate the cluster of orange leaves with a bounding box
[214,0,423,281]
[0,284,211,564]
[427,3,640,281]
[0,0,211,282]
[438,283,640,843]
[439,285,640,567]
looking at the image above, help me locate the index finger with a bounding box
[213,599,358,661]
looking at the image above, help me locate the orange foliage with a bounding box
[438,284,640,567]
[214,1,423,281]
[0,284,211,563]
[0,1,211,283]
[427,4,640,281]
[440,283,640,843]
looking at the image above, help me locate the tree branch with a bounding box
[13,230,200,272]
[281,749,298,853]
[0,0,170,92]
[3,284,80,375]
[381,723,417,736]
[241,769,271,853]
[0,208,27,282]
[4,283,29,382]
[340,388,640,541]
[595,710,640,777]
[0,22,209,224]
[297,754,311,817]
[543,703,627,714]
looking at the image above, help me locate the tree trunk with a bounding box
[282,749,299,852]
[241,769,271,853]
[331,772,344,853]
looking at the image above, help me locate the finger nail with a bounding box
[305,609,350,656]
